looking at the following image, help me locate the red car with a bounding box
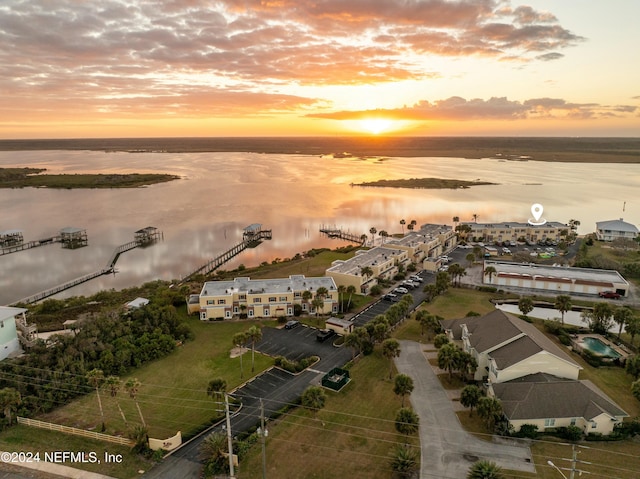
[598,291,621,299]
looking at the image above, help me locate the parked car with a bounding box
[393,287,409,294]
[440,255,450,262]
[316,328,335,342]
[409,275,423,283]
[402,280,417,289]
[383,293,399,302]
[502,247,511,254]
[284,320,300,329]
[599,291,621,299]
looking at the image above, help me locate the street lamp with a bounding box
[547,460,568,479]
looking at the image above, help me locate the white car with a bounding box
[409,275,423,283]
[440,255,450,262]
[394,287,409,294]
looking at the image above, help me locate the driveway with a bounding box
[394,340,536,479]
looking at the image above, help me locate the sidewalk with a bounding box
[0,454,117,479]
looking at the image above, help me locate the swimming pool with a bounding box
[581,336,621,358]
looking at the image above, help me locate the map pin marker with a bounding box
[531,203,543,222]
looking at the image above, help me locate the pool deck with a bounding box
[572,333,630,360]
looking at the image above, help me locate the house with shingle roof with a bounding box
[491,373,628,435]
[440,310,628,435]
[440,310,582,383]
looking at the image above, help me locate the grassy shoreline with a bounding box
[1,137,640,162]
[0,167,179,188]
[353,177,496,189]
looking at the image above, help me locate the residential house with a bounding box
[0,306,26,360]
[595,218,639,242]
[459,221,568,244]
[198,275,338,320]
[440,310,627,435]
[491,373,628,436]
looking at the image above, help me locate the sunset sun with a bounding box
[359,118,393,134]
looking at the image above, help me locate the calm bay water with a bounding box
[1,149,639,304]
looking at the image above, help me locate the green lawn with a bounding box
[38,318,276,440]
[237,351,418,479]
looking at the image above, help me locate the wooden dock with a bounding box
[0,235,61,256]
[185,225,272,280]
[10,227,162,305]
[319,226,366,245]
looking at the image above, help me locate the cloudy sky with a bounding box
[1,0,638,138]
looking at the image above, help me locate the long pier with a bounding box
[185,226,272,280]
[10,227,162,305]
[319,226,366,245]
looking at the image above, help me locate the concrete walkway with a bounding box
[394,341,536,479]
[0,454,117,479]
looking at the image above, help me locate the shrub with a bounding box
[581,349,603,368]
[514,424,538,439]
[370,284,383,296]
[557,425,583,441]
[476,286,497,293]
[558,334,572,346]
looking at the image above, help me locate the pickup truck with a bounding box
[598,291,621,299]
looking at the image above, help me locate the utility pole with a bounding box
[259,398,268,479]
[225,393,236,479]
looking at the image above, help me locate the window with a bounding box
[253,298,262,304]
[269,297,277,303]
[279,296,287,302]
[570,418,577,426]
[591,421,597,429]
[294,292,301,298]
[217,299,226,305]
[225,311,231,318]
[248,310,254,317]
[207,300,214,305]
[287,307,293,316]
[239,294,246,300]
[264,308,270,317]
[233,307,238,313]
[544,418,556,427]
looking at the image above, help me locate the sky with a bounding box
[0,0,639,138]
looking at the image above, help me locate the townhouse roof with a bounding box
[326,246,405,275]
[493,373,628,421]
[460,221,567,230]
[596,219,638,233]
[200,275,337,296]
[385,231,440,248]
[440,310,580,369]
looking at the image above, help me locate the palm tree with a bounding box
[518,297,534,318]
[369,227,377,246]
[395,407,419,437]
[232,332,248,378]
[466,252,476,267]
[554,295,572,325]
[472,213,479,223]
[460,385,482,417]
[382,338,401,379]
[379,230,389,244]
[337,285,346,313]
[613,306,634,340]
[477,396,503,431]
[346,285,356,311]
[448,263,466,287]
[86,368,105,430]
[400,219,406,235]
[467,460,503,479]
[246,325,263,372]
[301,386,326,419]
[0,388,21,426]
[104,375,127,425]
[302,290,312,314]
[483,265,497,282]
[437,343,458,379]
[344,331,361,361]
[626,315,640,346]
[453,216,460,226]
[207,378,227,408]
[390,444,419,478]
[359,233,368,245]
[124,378,146,427]
[393,374,414,407]
[199,431,229,476]
[407,220,416,232]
